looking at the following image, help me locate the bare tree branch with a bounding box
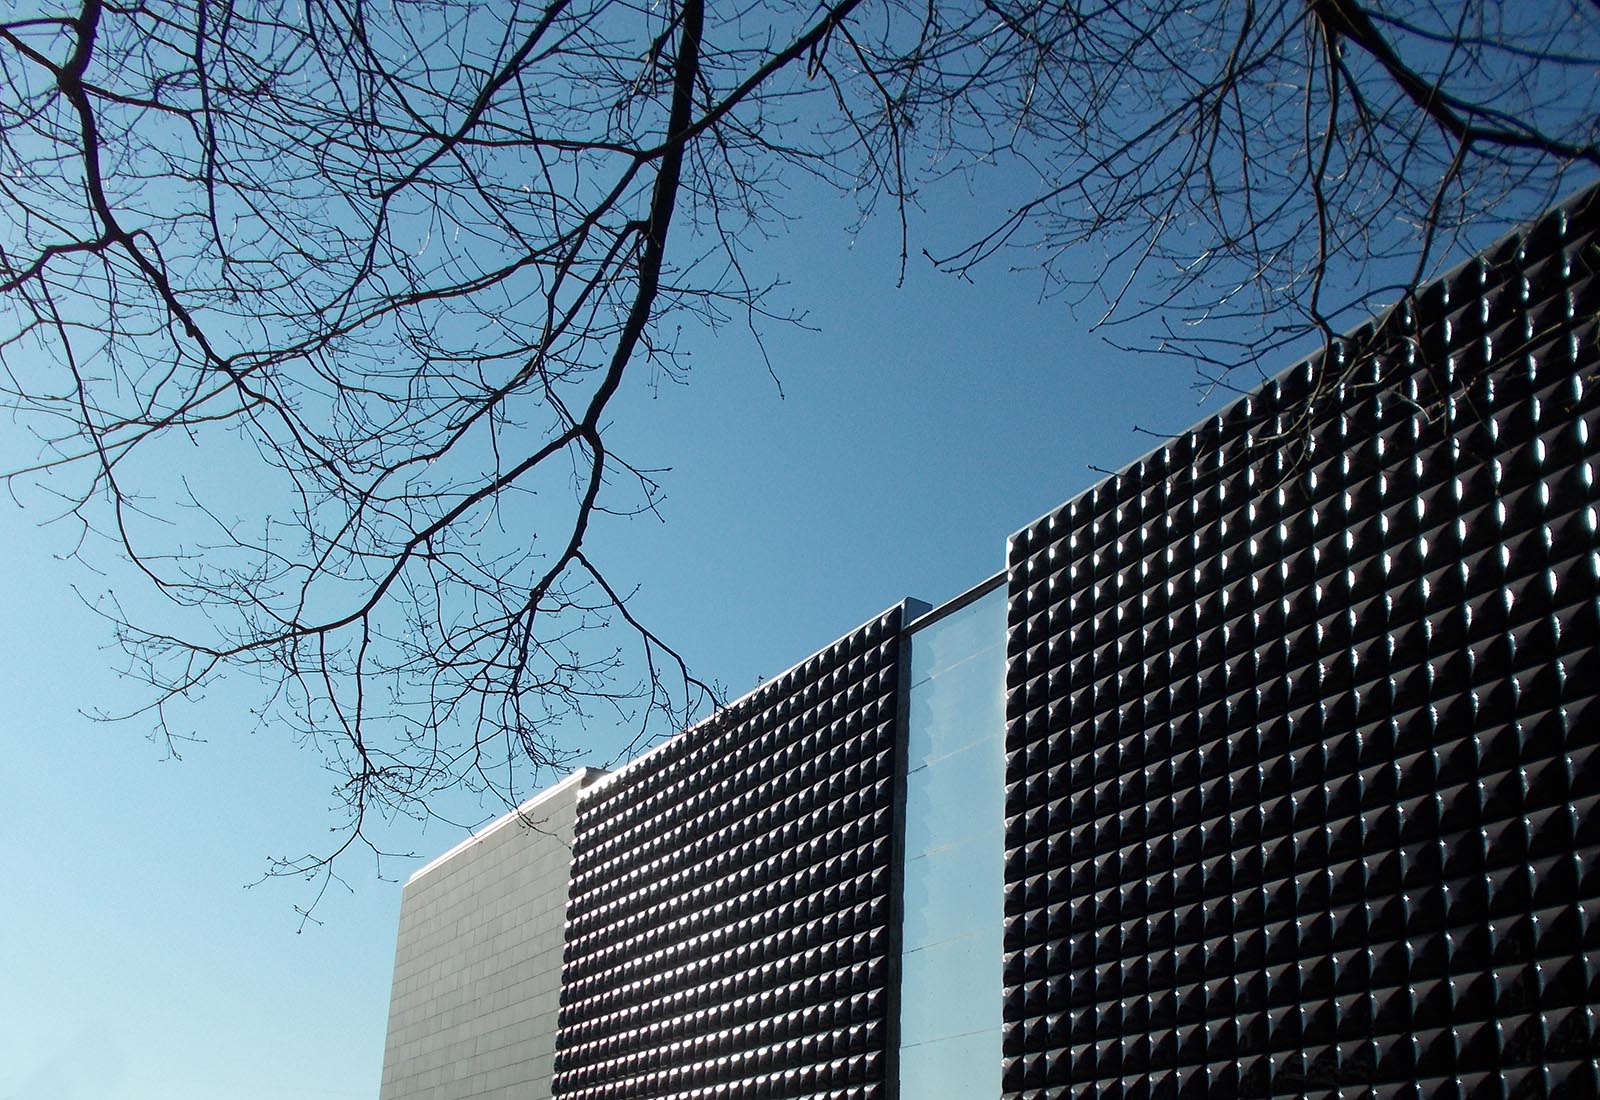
[3,0,1596,906]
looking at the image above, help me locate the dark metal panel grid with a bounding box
[553,607,904,1100]
[1001,187,1600,1100]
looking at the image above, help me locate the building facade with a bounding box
[380,185,1600,1100]
[379,769,606,1098]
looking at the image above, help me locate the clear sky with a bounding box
[1,171,1228,1099]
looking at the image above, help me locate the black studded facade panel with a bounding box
[1002,188,1600,1100]
[553,608,904,1100]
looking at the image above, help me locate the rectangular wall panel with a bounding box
[1002,188,1600,1100]
[553,607,906,1100]
[380,770,601,1100]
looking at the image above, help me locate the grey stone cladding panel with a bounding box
[1001,185,1600,1100]
[553,607,905,1100]
[379,772,595,1100]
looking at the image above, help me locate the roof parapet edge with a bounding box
[405,766,607,886]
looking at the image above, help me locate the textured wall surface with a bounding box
[554,607,905,1100]
[1002,187,1600,1100]
[379,770,600,1100]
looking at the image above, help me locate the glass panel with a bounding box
[899,1027,1001,1100]
[900,934,995,1045]
[902,738,1003,863]
[899,586,1005,1099]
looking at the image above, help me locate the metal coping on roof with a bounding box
[405,766,606,886]
[580,597,921,801]
[584,572,1010,800]
[1005,180,1600,551]
[905,569,1005,634]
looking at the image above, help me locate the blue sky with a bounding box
[1,173,1224,1099]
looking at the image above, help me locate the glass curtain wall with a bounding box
[899,585,1006,1098]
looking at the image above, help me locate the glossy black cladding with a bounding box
[1002,188,1600,1099]
[553,607,904,1100]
